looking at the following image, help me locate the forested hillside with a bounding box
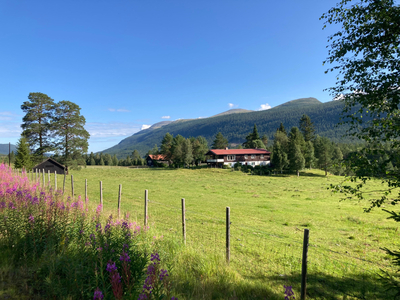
[102,98,354,158]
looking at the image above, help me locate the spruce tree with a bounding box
[160,133,174,162]
[212,132,228,149]
[271,141,288,174]
[277,123,287,135]
[243,124,265,149]
[14,136,32,170]
[299,114,315,142]
[292,144,305,177]
[261,134,268,147]
[192,136,208,166]
[112,154,118,166]
[304,141,315,169]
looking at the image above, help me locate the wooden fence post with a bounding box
[48,170,51,189]
[144,189,148,227]
[63,173,66,194]
[35,169,37,182]
[182,198,186,245]
[42,169,45,187]
[118,184,122,219]
[301,229,310,300]
[226,206,230,264]
[55,171,57,191]
[100,181,103,211]
[71,175,74,199]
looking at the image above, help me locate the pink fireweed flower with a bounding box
[93,287,104,300]
[28,215,34,223]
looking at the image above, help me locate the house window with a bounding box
[244,155,248,159]
[251,155,255,159]
[227,155,236,161]
[260,155,264,159]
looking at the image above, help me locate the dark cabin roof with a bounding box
[33,158,66,170]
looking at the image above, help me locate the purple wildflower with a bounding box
[93,287,104,300]
[284,285,295,300]
[138,293,148,300]
[119,251,131,262]
[28,215,34,223]
[159,269,168,281]
[151,253,160,262]
[96,223,102,232]
[106,261,117,272]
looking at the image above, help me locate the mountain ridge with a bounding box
[101,97,349,158]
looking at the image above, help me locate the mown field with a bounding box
[28,166,400,299]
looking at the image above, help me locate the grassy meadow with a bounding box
[26,166,400,299]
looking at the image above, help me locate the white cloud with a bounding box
[108,108,130,112]
[0,122,22,138]
[258,103,272,110]
[228,103,238,109]
[141,124,151,130]
[86,122,141,138]
[161,116,170,119]
[0,111,21,121]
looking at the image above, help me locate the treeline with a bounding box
[270,115,363,176]
[83,151,147,167]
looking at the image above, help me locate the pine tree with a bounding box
[14,136,32,170]
[21,92,55,160]
[212,132,228,149]
[314,136,333,176]
[132,150,141,161]
[99,157,105,166]
[52,101,90,173]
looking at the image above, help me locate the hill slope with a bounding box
[0,144,17,155]
[102,98,350,158]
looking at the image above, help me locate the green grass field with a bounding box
[30,166,399,299]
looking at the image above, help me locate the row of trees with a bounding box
[83,151,147,167]
[15,93,90,172]
[271,116,344,176]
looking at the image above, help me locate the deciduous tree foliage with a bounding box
[322,0,400,290]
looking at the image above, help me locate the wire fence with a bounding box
[19,168,395,298]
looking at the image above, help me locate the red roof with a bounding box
[207,149,270,155]
[148,154,167,160]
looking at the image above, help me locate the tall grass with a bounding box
[0,163,174,299]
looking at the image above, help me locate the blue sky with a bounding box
[0,0,339,152]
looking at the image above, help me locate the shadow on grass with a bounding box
[267,271,389,300]
[172,276,284,300]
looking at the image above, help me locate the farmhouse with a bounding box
[32,158,66,174]
[146,154,169,167]
[206,148,271,168]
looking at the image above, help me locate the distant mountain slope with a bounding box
[102,98,351,158]
[211,108,253,118]
[0,144,17,155]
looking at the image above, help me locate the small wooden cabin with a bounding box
[32,158,66,174]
